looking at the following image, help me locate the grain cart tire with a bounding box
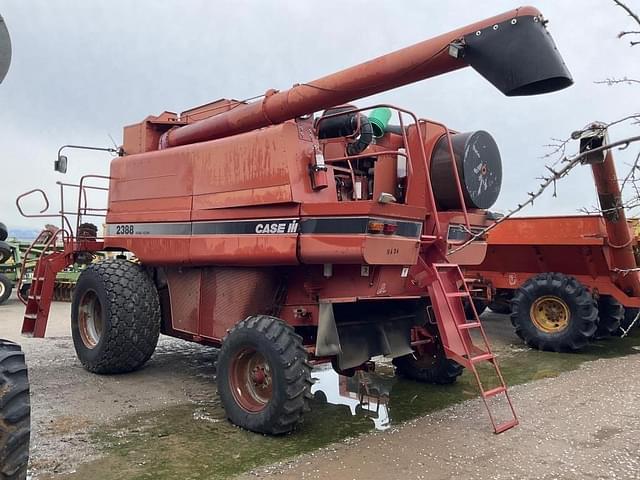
[489,290,513,314]
[621,307,640,332]
[488,302,511,314]
[0,223,7,242]
[71,259,160,374]
[595,296,623,338]
[0,340,30,480]
[463,299,487,319]
[217,315,313,435]
[0,241,11,264]
[0,274,12,305]
[511,273,598,352]
[393,337,463,385]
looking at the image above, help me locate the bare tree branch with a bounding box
[613,0,640,27]
[613,0,640,45]
[595,77,640,85]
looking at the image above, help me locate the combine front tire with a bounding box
[595,296,623,338]
[393,332,463,385]
[217,315,312,435]
[0,274,12,305]
[71,259,160,374]
[511,273,598,352]
[0,340,30,480]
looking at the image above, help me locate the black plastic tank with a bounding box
[430,130,502,210]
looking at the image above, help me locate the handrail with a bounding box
[76,175,110,234]
[421,117,472,233]
[16,189,50,217]
[17,227,70,305]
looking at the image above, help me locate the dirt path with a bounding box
[239,354,640,480]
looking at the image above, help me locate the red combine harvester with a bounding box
[468,127,640,352]
[17,7,572,434]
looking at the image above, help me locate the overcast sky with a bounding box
[1,0,639,230]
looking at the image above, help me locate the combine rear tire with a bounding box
[0,241,11,264]
[595,296,623,338]
[511,273,598,352]
[217,315,312,435]
[393,333,463,385]
[71,259,160,374]
[0,340,30,480]
[0,274,12,305]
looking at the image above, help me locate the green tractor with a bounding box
[0,15,30,480]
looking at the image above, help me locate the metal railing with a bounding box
[16,174,110,241]
[314,103,472,240]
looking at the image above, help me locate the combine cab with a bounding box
[18,6,573,435]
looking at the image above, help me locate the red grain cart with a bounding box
[468,130,640,352]
[17,7,572,434]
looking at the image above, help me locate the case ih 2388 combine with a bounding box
[17,6,572,435]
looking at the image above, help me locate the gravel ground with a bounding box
[0,295,217,478]
[239,355,640,480]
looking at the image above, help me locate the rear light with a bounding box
[368,221,384,234]
[383,223,397,235]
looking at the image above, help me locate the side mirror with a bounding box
[54,155,68,173]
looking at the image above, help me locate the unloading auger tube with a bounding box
[159,6,572,149]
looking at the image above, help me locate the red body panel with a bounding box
[467,216,640,308]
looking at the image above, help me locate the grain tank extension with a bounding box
[18,6,571,435]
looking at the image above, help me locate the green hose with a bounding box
[368,107,392,138]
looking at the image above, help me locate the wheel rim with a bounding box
[78,289,104,349]
[530,295,570,333]
[229,347,273,413]
[0,281,5,298]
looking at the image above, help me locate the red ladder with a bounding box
[428,262,518,434]
[20,228,73,338]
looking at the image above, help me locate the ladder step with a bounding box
[458,322,481,330]
[471,352,494,363]
[28,295,41,300]
[481,386,506,398]
[446,291,469,298]
[494,419,518,434]
[24,313,37,320]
